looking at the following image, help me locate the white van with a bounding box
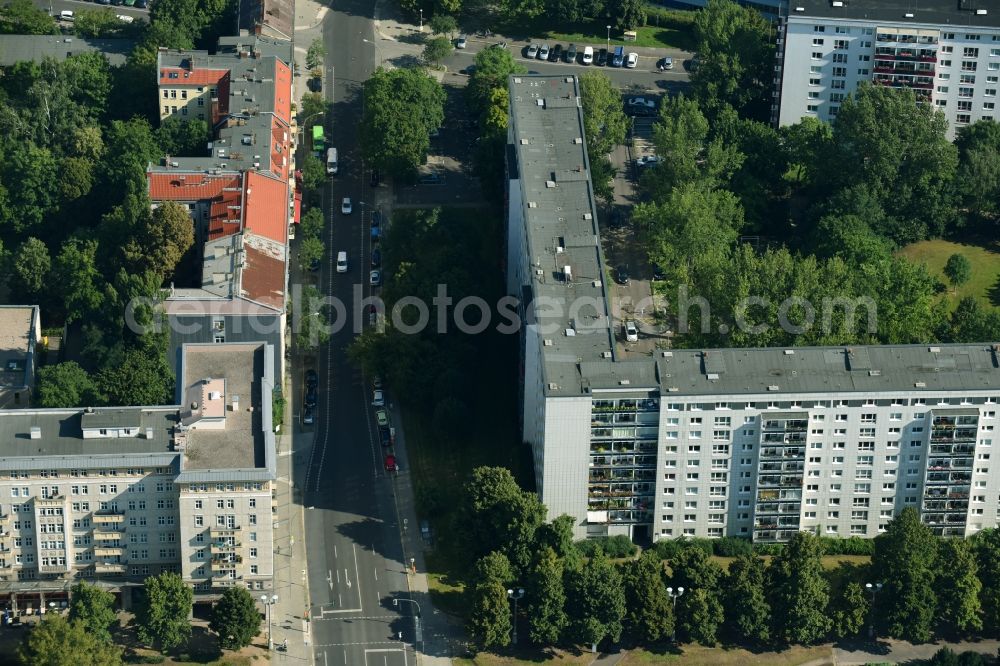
[326,147,338,175]
[336,251,348,273]
[582,46,594,65]
[59,10,74,21]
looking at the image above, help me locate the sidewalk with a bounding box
[267,427,314,664]
[831,638,1000,665]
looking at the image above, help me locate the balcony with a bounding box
[210,527,241,539]
[212,576,244,588]
[94,563,126,575]
[95,547,124,557]
[211,541,241,554]
[92,512,125,525]
[93,530,124,541]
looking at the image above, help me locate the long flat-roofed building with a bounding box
[506,74,1000,544]
[0,342,276,613]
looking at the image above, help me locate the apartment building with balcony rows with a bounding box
[774,0,999,139]
[505,74,1000,544]
[0,342,276,614]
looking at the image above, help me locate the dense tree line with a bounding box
[0,0,234,407]
[639,75,1000,347]
[457,469,1000,655]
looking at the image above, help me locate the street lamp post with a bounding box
[865,582,883,639]
[666,586,685,643]
[606,25,611,52]
[260,594,278,650]
[362,39,385,69]
[419,8,424,31]
[393,598,422,650]
[506,587,524,645]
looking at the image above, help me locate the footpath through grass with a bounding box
[899,237,1000,310]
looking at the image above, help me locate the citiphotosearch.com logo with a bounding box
[125,284,880,343]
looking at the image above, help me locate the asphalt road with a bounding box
[300,1,418,665]
[35,0,149,20]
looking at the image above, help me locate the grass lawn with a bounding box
[453,649,598,666]
[707,554,870,572]
[899,237,1000,310]
[619,643,834,665]
[500,6,697,51]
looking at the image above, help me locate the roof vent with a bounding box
[564,265,572,281]
[977,9,987,15]
[929,346,941,352]
[231,395,240,411]
[668,387,679,392]
[915,381,927,388]
[544,339,554,346]
[528,202,537,208]
[545,180,557,188]
[565,328,576,337]
[593,280,602,287]
[794,5,805,10]
[583,213,592,220]
[208,391,222,400]
[547,382,559,390]
[869,370,881,377]
[707,373,719,380]
[831,0,844,6]
[573,137,583,144]
[144,427,154,439]
[29,427,41,440]
[662,351,673,357]
[767,385,780,391]
[602,351,612,358]
[784,349,795,355]
[619,379,630,386]
[520,138,529,145]
[904,12,914,17]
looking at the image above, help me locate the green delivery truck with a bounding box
[312,125,325,157]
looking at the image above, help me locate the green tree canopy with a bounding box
[429,14,458,36]
[826,84,958,243]
[768,531,832,645]
[579,72,629,158]
[565,548,626,647]
[98,346,174,407]
[975,528,1000,635]
[670,546,725,645]
[306,37,327,69]
[360,67,445,178]
[53,238,107,324]
[210,586,261,650]
[830,580,868,640]
[467,47,525,114]
[936,538,982,638]
[156,117,209,156]
[68,581,117,644]
[9,236,51,303]
[690,0,774,120]
[873,507,938,643]
[422,36,453,66]
[135,572,193,650]
[462,466,546,574]
[944,253,972,290]
[724,552,770,644]
[0,0,56,35]
[37,362,103,408]
[621,549,673,644]
[18,615,122,666]
[524,546,568,645]
[467,552,513,649]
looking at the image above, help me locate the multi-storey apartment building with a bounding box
[774,0,999,139]
[149,35,295,381]
[506,74,1000,543]
[0,342,276,613]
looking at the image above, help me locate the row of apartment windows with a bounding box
[664,397,998,410]
[192,514,258,527]
[7,468,171,480]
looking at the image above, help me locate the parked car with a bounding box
[625,321,639,342]
[371,248,382,267]
[550,44,562,62]
[651,264,666,281]
[538,43,550,60]
[566,43,578,63]
[368,305,378,327]
[658,56,674,71]
[596,48,608,66]
[371,210,382,228]
[305,386,317,408]
[626,52,639,68]
[615,265,630,285]
[309,257,321,272]
[456,34,467,49]
[341,197,352,214]
[526,44,539,58]
[582,46,594,65]
[625,96,656,115]
[636,155,665,168]
[370,270,382,286]
[373,375,383,390]
[303,406,315,425]
[612,46,624,67]
[384,454,398,472]
[372,390,385,407]
[135,0,148,7]
[305,369,318,389]
[418,172,443,185]
[420,520,433,544]
[376,409,389,427]
[380,426,394,447]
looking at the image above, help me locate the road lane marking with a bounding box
[374,566,378,581]
[353,543,363,610]
[345,568,352,588]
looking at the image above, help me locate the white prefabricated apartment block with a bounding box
[774,0,1000,139]
[0,342,277,613]
[506,74,1000,543]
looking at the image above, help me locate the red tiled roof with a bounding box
[269,117,291,181]
[273,59,292,124]
[243,171,287,244]
[240,238,285,310]
[158,67,229,87]
[147,171,245,241]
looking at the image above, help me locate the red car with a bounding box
[384,454,398,472]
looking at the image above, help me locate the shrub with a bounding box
[817,536,874,556]
[651,537,713,560]
[713,536,753,557]
[752,543,785,557]
[575,535,637,559]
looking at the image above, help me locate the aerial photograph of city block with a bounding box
[0,0,999,664]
